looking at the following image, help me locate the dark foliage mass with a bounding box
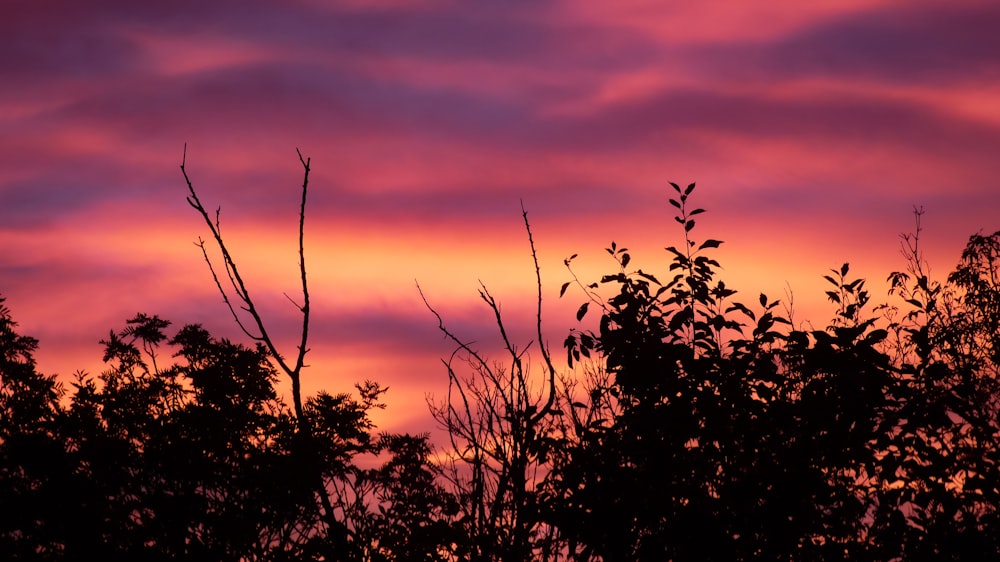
[2,166,1000,560]
[0,307,456,561]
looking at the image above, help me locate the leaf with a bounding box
[755,314,774,334]
[685,220,695,232]
[684,182,696,196]
[887,271,909,287]
[865,329,889,344]
[559,282,571,298]
[621,253,631,268]
[823,275,839,287]
[563,334,576,349]
[665,246,685,259]
[636,270,661,284]
[726,302,755,321]
[669,181,681,193]
[669,198,681,209]
[576,302,589,321]
[698,239,722,250]
[689,208,706,216]
[759,293,767,307]
[840,262,850,276]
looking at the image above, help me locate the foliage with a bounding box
[545,185,1000,560]
[0,151,458,561]
[0,297,66,560]
[0,308,456,560]
[3,155,1000,560]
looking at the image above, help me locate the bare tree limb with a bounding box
[520,202,557,423]
[180,143,312,419]
[180,144,342,547]
[418,204,564,559]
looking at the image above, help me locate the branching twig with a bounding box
[180,144,340,547]
[180,143,312,419]
[521,201,557,423]
[419,204,561,559]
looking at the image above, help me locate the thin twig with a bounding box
[521,202,557,423]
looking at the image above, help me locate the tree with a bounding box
[180,147,457,560]
[868,217,1000,560]
[551,183,785,560]
[347,433,461,561]
[75,315,301,559]
[0,148,465,561]
[5,151,1000,560]
[420,204,561,561]
[546,184,1000,560]
[0,296,70,560]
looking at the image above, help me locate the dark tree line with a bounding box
[2,154,1000,560]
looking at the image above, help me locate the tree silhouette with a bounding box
[3,158,1000,560]
[543,184,1000,560]
[419,204,560,561]
[178,147,458,560]
[0,150,459,561]
[0,296,70,560]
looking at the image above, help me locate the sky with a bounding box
[3,0,1000,434]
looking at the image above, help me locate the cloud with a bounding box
[756,3,1000,84]
[3,0,1000,433]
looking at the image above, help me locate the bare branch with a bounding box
[521,202,557,423]
[181,144,283,366]
[418,205,563,558]
[195,237,261,341]
[418,282,494,375]
[293,147,312,378]
[478,283,523,366]
[180,145,313,395]
[181,146,345,541]
[284,292,304,311]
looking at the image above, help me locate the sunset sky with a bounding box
[3,1,999,433]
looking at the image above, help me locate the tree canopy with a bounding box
[2,164,999,560]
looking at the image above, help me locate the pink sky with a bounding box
[3,1,999,433]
